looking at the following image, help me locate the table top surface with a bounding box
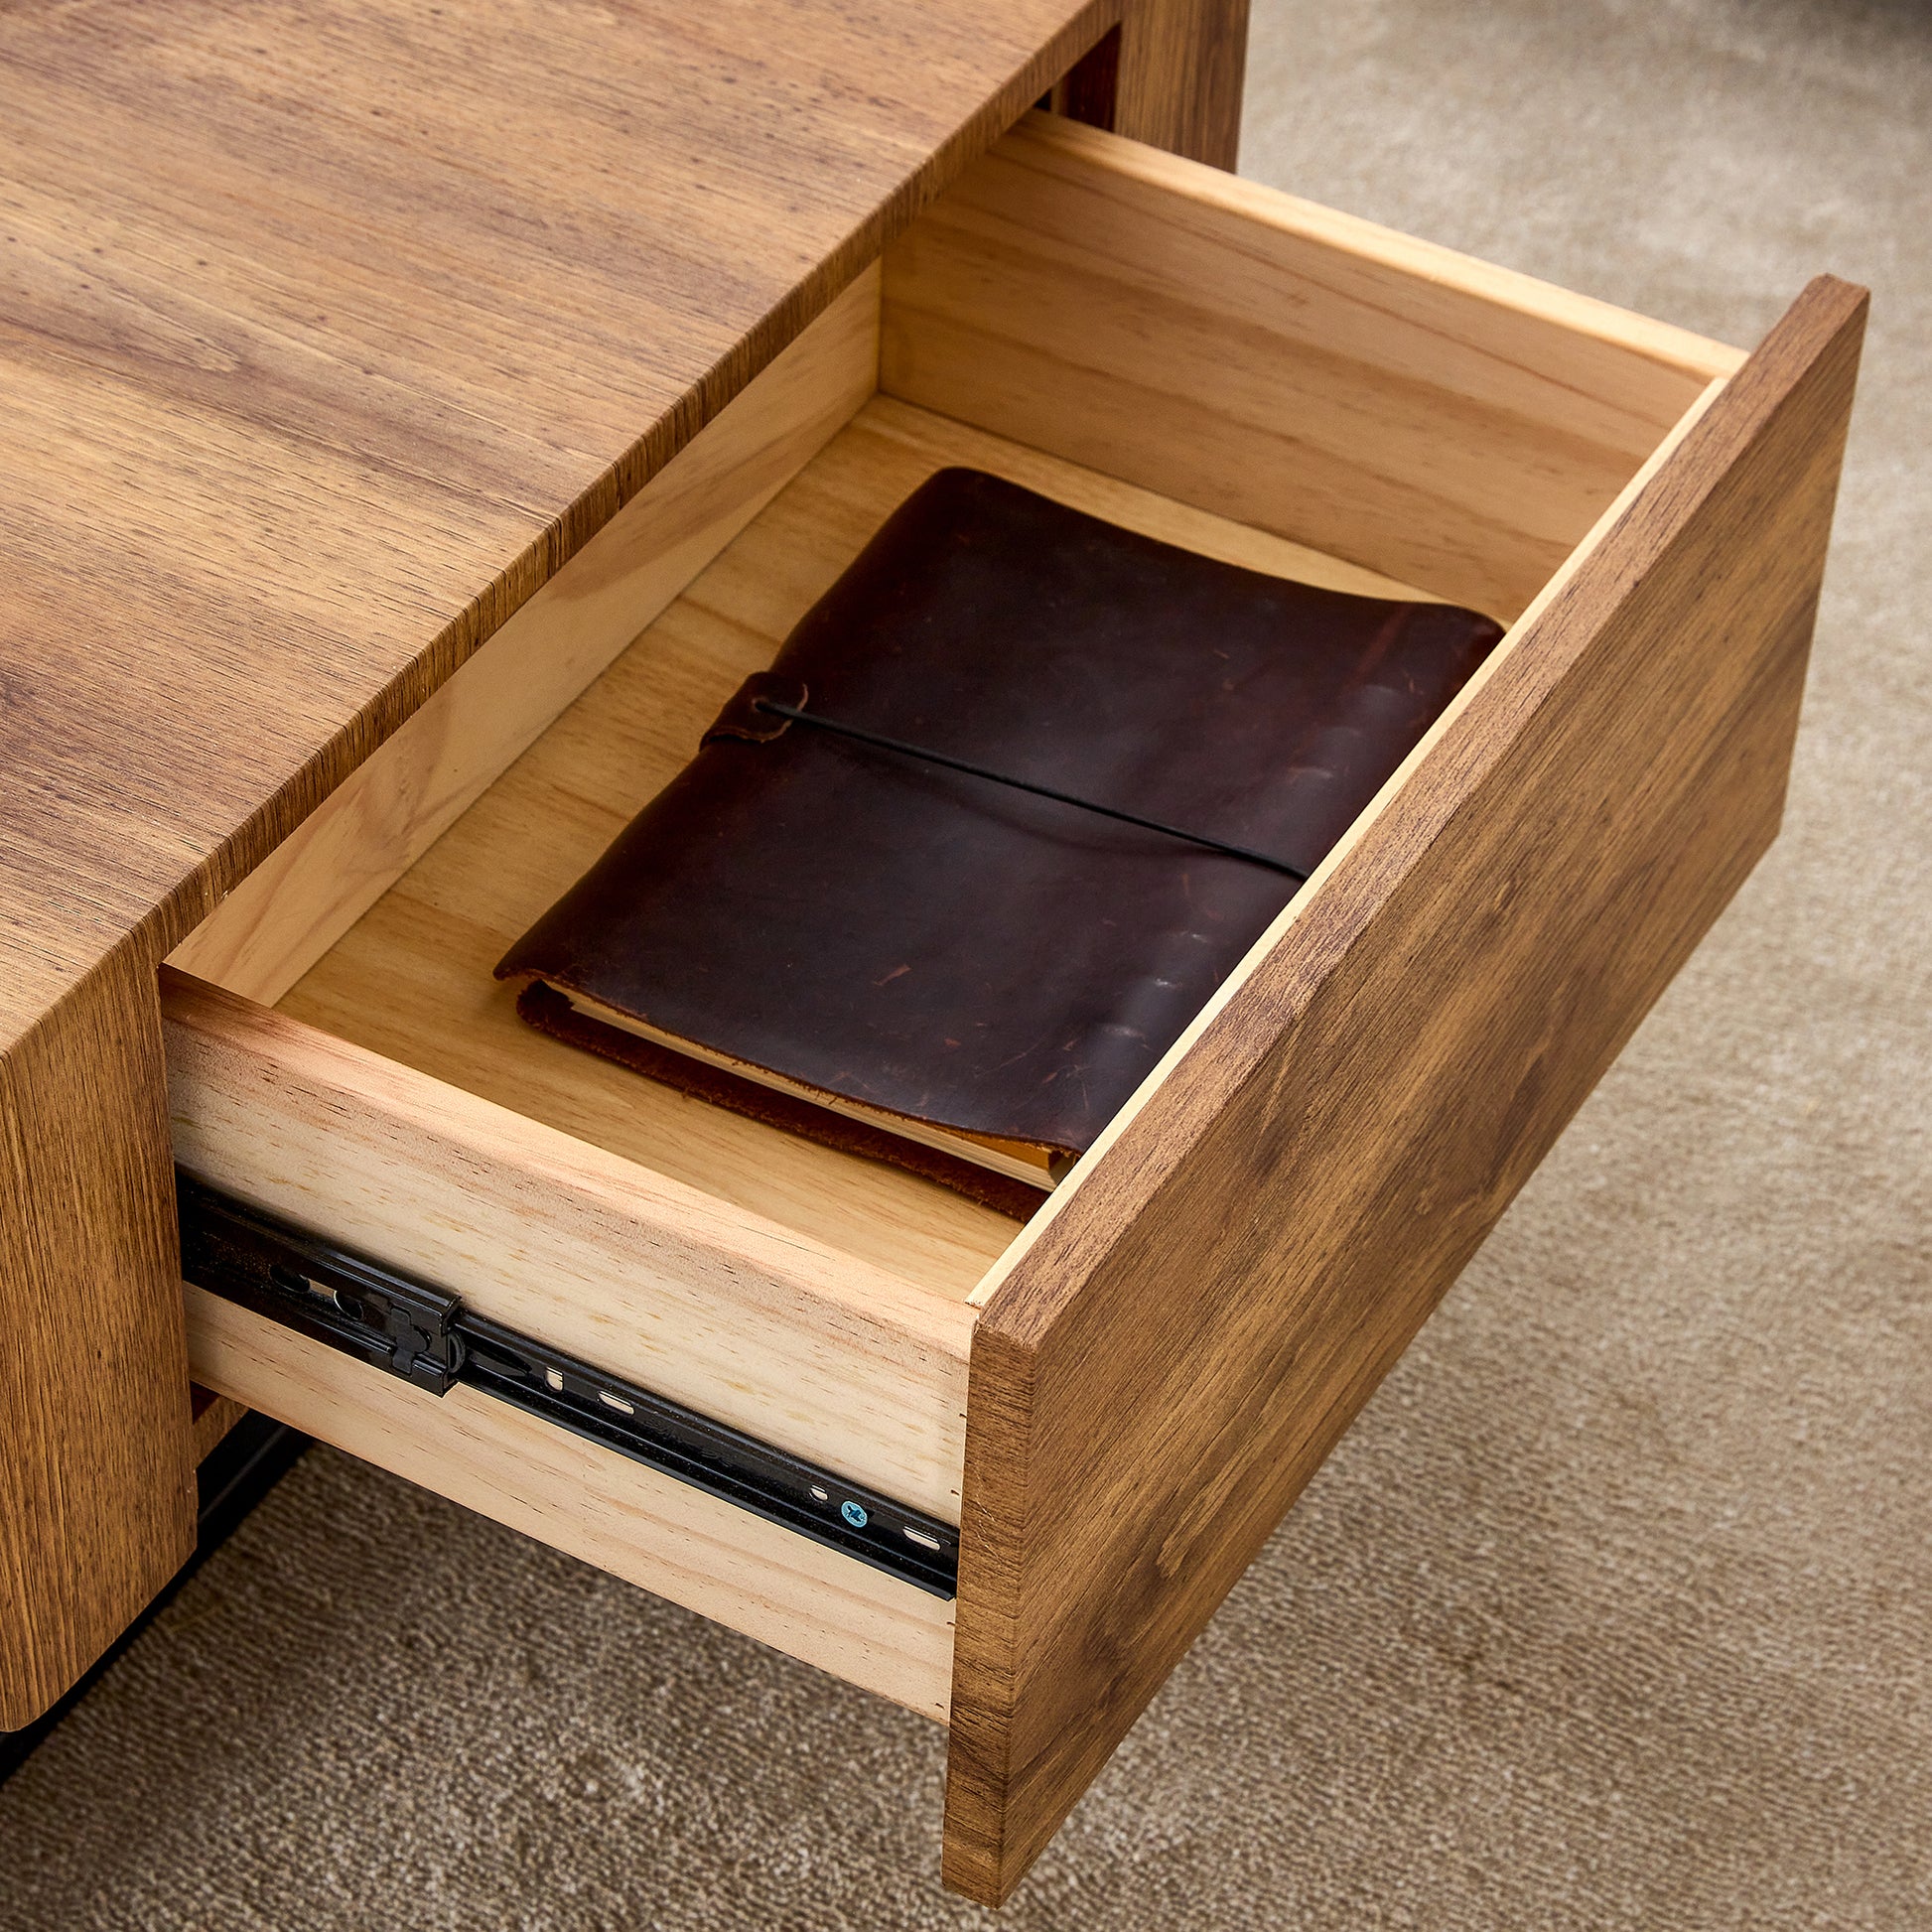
[0,0,1105,1045]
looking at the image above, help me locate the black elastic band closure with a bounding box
[754,700,1309,882]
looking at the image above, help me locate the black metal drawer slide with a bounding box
[177,1173,959,1597]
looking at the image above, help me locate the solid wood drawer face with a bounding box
[164,111,1863,1905]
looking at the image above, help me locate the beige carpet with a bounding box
[3,1,1927,1924]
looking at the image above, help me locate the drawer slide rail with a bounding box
[177,1173,959,1596]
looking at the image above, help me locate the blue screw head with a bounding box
[840,1499,869,1529]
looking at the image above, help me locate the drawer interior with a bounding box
[272,393,1448,1291]
[165,110,1742,1709]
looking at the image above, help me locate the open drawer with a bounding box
[161,112,1863,1906]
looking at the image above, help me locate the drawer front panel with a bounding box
[942,274,1865,1903]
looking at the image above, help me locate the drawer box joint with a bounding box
[176,1173,960,1597]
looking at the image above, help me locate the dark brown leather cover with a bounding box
[497,469,1502,1192]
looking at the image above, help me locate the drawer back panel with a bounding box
[880,113,1744,622]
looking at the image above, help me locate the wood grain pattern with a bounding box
[164,969,977,1522]
[169,267,884,1007]
[0,951,196,1728]
[186,1287,957,1720]
[1112,0,1250,168]
[0,0,1132,1047]
[939,276,1866,1904]
[3,0,1259,1723]
[882,114,1743,621]
[271,394,1427,1301]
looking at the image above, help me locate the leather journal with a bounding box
[496,469,1503,1215]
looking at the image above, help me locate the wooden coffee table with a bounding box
[0,0,1862,1904]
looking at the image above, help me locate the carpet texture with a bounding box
[2,1,1926,1924]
